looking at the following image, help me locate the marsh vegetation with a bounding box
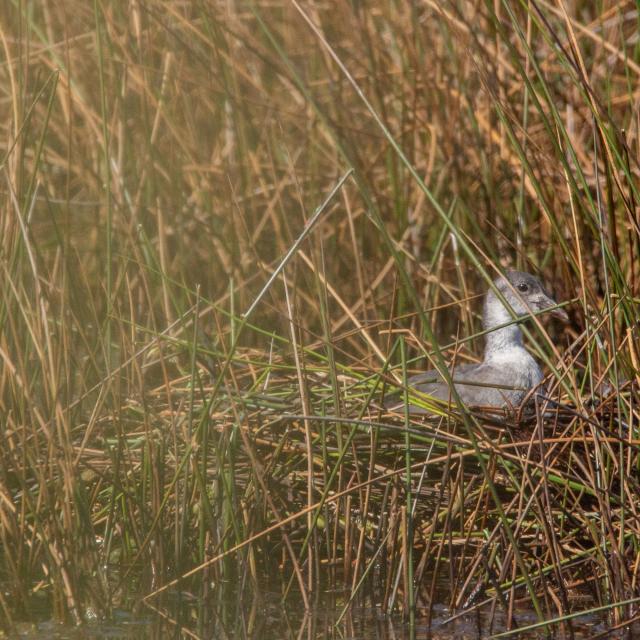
[0,1,639,637]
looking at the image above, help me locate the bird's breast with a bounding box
[484,347,543,389]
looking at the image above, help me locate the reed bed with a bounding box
[0,0,639,637]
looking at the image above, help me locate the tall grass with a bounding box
[0,0,639,636]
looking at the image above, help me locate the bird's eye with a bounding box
[517,283,529,292]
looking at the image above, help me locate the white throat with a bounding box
[483,295,526,362]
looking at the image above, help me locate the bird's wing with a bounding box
[405,363,526,409]
[407,363,477,387]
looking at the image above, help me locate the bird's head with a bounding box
[484,270,569,328]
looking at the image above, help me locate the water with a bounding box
[5,584,640,639]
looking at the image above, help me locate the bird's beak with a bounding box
[550,306,569,322]
[539,295,569,322]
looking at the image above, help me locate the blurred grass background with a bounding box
[1,0,639,635]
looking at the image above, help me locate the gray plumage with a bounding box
[388,271,568,413]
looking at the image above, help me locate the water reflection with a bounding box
[11,597,640,640]
[8,583,640,639]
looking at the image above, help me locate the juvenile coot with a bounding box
[387,271,568,412]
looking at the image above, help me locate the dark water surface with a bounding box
[5,584,640,639]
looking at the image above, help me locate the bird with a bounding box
[386,270,568,413]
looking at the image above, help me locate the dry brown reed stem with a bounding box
[283,271,314,596]
[141,438,491,602]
